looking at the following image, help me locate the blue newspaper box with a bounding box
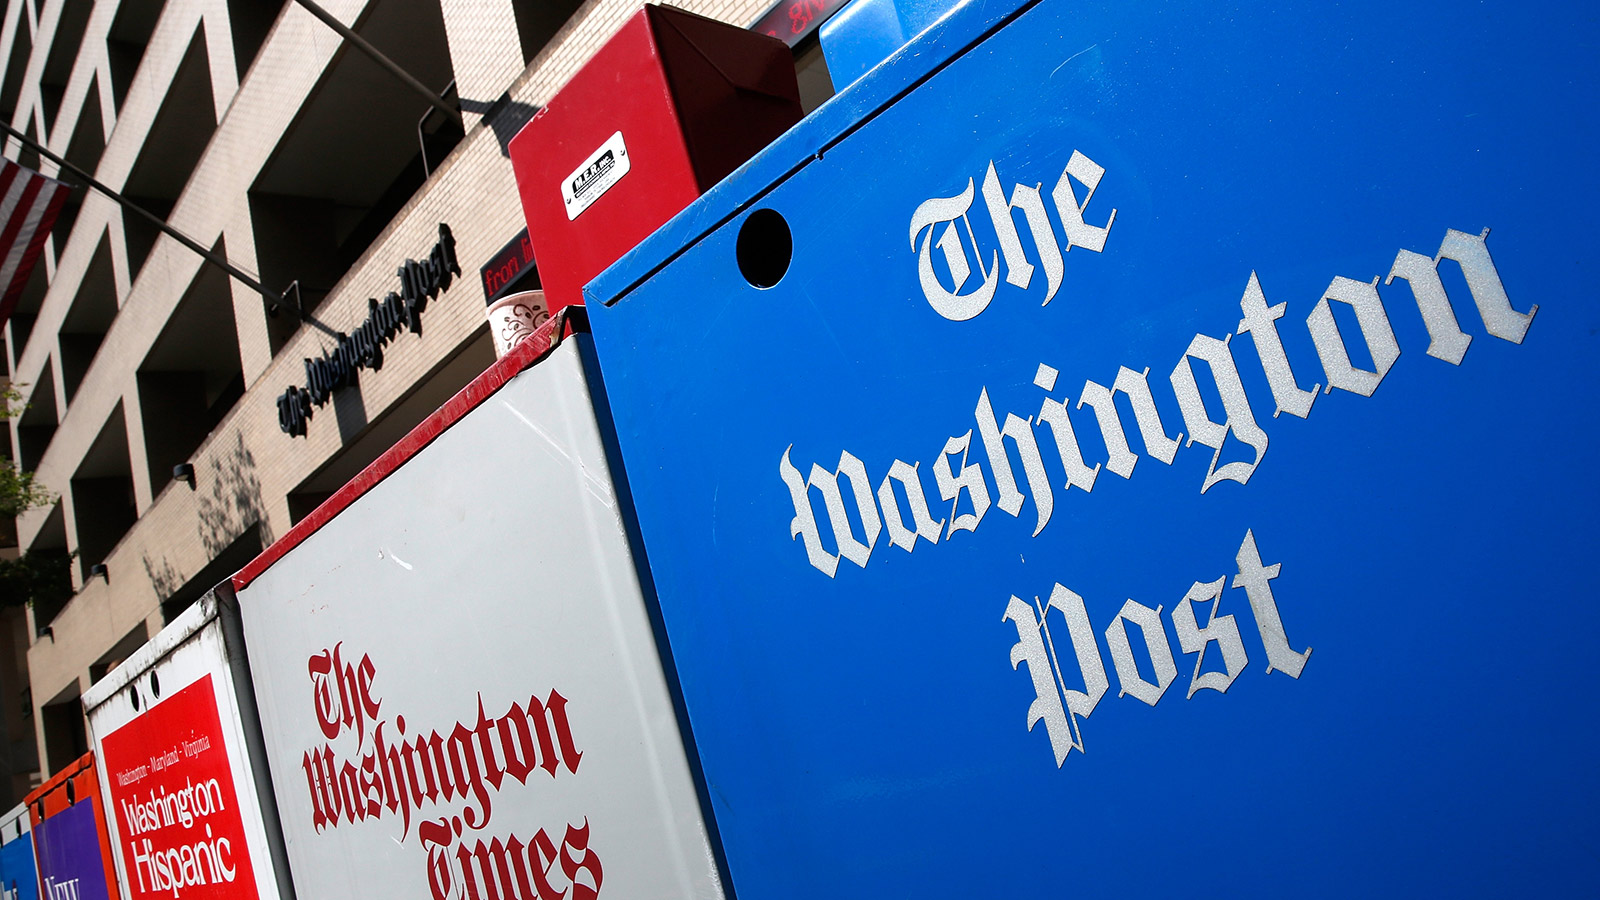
[586,0,1600,895]
[0,804,37,900]
[818,0,961,88]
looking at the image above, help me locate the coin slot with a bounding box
[737,208,792,289]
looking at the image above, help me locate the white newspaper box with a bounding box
[82,591,294,900]
[230,330,723,900]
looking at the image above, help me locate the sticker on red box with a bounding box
[562,131,630,220]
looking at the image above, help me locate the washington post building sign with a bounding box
[277,224,461,437]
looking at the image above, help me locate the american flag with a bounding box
[0,158,68,326]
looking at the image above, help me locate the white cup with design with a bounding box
[486,290,550,357]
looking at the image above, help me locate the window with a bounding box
[226,0,280,80]
[39,680,86,774]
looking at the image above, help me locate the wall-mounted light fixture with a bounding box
[173,462,196,490]
[89,563,109,583]
[37,625,52,642]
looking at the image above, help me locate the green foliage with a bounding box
[0,385,54,517]
[0,548,72,610]
[0,382,23,420]
[0,382,63,608]
[0,457,52,518]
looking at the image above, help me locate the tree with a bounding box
[0,382,52,515]
[0,548,71,610]
[0,382,67,611]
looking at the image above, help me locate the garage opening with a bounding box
[511,0,582,63]
[37,0,93,134]
[0,20,31,123]
[69,403,136,581]
[106,0,164,109]
[15,365,56,472]
[122,24,217,281]
[57,231,116,405]
[135,241,243,495]
[248,0,456,344]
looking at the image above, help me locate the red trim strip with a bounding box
[232,313,578,591]
[23,749,94,816]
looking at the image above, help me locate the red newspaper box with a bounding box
[510,4,802,314]
[26,753,121,900]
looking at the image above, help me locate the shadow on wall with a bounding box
[197,432,273,558]
[141,553,183,604]
[462,93,539,157]
[134,433,276,623]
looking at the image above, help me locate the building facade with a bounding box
[0,0,824,798]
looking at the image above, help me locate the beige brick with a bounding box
[0,0,807,774]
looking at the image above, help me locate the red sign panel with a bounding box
[750,0,849,46]
[99,675,259,900]
[480,229,539,304]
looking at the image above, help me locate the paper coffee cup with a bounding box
[487,290,550,357]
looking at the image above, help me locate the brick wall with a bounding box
[0,0,776,773]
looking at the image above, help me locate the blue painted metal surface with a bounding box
[587,0,1600,896]
[818,0,966,89]
[0,832,37,900]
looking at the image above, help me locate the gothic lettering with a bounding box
[783,227,1529,577]
[1052,150,1116,254]
[909,179,998,321]
[976,387,1053,536]
[1004,530,1302,765]
[1236,271,1319,416]
[277,224,461,436]
[1231,529,1311,678]
[1104,599,1176,707]
[877,460,943,552]
[299,650,581,843]
[1032,364,1102,494]
[982,162,1063,305]
[1308,275,1400,397]
[1079,365,1181,479]
[912,152,1114,320]
[933,430,991,538]
[1170,333,1269,491]
[1002,584,1107,765]
[1172,576,1248,699]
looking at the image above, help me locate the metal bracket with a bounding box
[417,80,462,178]
[269,280,305,320]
